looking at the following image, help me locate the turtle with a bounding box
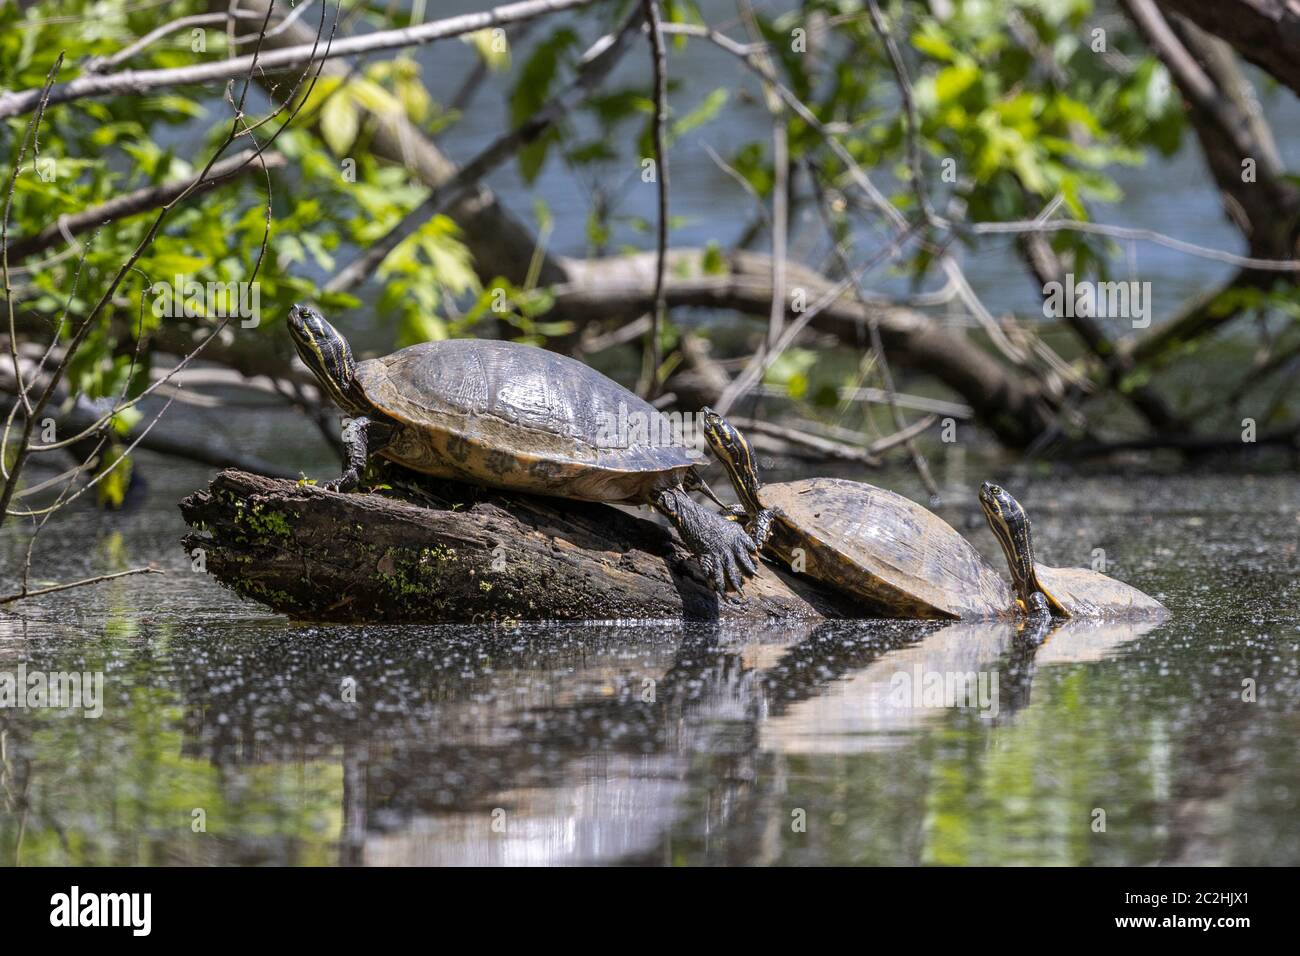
[700,409,1164,618]
[286,305,758,592]
[977,481,1165,618]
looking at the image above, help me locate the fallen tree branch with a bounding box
[556,248,1056,446]
[1066,426,1300,457]
[179,469,860,623]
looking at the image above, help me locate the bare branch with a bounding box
[0,0,604,121]
[808,169,941,501]
[0,567,163,605]
[638,0,669,398]
[82,11,267,73]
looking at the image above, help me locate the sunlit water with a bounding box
[2,448,1297,866]
[5,0,1300,867]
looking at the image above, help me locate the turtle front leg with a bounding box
[651,485,758,593]
[1016,591,1055,646]
[322,416,390,492]
[747,508,776,552]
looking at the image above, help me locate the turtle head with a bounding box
[700,407,762,517]
[288,304,363,414]
[979,481,1041,610]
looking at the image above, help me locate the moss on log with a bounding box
[179,469,860,624]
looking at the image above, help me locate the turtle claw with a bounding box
[699,554,726,594]
[320,471,358,494]
[711,518,758,593]
[703,546,749,595]
[651,485,759,595]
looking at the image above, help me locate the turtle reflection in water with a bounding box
[701,409,1164,619]
[286,305,758,592]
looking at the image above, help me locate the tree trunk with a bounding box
[179,469,859,623]
[1155,0,1300,98]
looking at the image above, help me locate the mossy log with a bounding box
[179,469,861,624]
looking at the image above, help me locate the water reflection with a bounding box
[2,468,1298,866]
[1,608,1199,867]
[756,617,1163,755]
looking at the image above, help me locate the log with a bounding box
[179,469,860,623]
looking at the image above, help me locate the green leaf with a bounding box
[934,64,980,105]
[398,309,447,346]
[912,27,957,63]
[463,28,510,71]
[671,88,728,140]
[320,95,360,156]
[95,446,132,511]
[701,241,725,275]
[509,28,579,183]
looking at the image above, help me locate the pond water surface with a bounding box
[4,0,1300,868]
[2,452,1297,866]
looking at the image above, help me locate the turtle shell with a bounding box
[760,477,1015,619]
[1034,564,1166,617]
[355,339,695,502]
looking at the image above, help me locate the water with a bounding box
[2,451,1297,866]
[4,2,1300,866]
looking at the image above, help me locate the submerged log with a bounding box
[179,469,859,624]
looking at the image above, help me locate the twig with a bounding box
[3,56,64,427]
[865,0,935,224]
[836,387,973,419]
[865,413,940,455]
[807,166,941,501]
[0,567,163,605]
[965,217,1300,272]
[5,148,287,260]
[711,221,920,415]
[639,0,669,399]
[82,11,266,72]
[703,143,770,231]
[727,415,882,465]
[234,0,321,45]
[0,0,602,120]
[447,17,535,116]
[736,0,788,351]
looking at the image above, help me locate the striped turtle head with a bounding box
[287,304,364,415]
[979,481,1038,607]
[700,408,763,518]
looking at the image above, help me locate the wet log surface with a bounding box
[179,469,861,624]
